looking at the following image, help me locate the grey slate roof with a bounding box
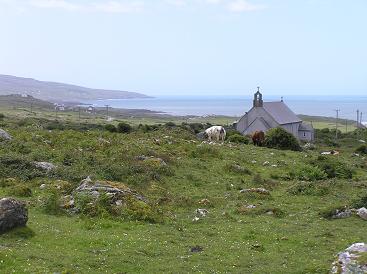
[262,101,302,125]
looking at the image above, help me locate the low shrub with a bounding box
[355,145,367,155]
[352,194,367,208]
[289,165,327,181]
[237,206,285,218]
[105,124,117,133]
[0,113,5,120]
[227,134,250,144]
[310,156,354,179]
[165,122,176,128]
[9,184,33,197]
[287,181,330,196]
[43,190,63,215]
[264,127,301,151]
[117,122,132,133]
[0,154,47,180]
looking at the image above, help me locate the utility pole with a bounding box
[360,112,363,127]
[334,109,340,140]
[357,110,360,128]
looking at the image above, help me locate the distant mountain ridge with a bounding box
[0,74,150,102]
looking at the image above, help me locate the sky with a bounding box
[0,0,366,96]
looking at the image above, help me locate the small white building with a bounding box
[235,88,314,141]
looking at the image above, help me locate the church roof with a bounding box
[262,101,302,125]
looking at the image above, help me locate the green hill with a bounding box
[0,115,366,273]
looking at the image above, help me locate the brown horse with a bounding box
[252,131,265,146]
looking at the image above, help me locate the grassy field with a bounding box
[0,111,367,273]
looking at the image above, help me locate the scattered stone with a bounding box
[190,246,204,253]
[271,164,278,167]
[192,216,200,222]
[331,243,367,274]
[240,188,270,195]
[321,150,339,155]
[33,162,56,172]
[357,207,367,220]
[136,155,167,166]
[246,204,256,209]
[0,129,12,141]
[196,208,209,217]
[115,200,123,206]
[359,140,366,143]
[263,161,270,166]
[61,195,75,209]
[352,153,360,157]
[0,198,28,233]
[251,160,257,164]
[332,209,352,219]
[39,184,46,190]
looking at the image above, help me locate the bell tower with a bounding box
[253,87,263,107]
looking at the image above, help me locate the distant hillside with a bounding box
[0,75,150,103]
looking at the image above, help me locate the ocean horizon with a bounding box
[86,95,367,121]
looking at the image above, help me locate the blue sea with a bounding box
[86,95,367,121]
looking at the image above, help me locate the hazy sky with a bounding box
[0,0,366,96]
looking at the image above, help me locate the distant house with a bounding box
[54,103,65,111]
[235,88,314,142]
[86,106,95,114]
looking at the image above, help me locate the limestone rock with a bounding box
[357,207,367,220]
[0,198,28,233]
[33,162,56,172]
[0,129,12,141]
[331,243,367,274]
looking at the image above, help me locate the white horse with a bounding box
[204,126,226,142]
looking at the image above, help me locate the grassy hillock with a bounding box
[0,115,367,273]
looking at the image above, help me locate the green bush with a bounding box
[9,184,33,197]
[105,124,117,133]
[264,127,301,151]
[0,113,5,120]
[228,134,250,144]
[117,122,132,133]
[355,145,367,155]
[290,165,327,181]
[43,190,63,215]
[0,154,47,180]
[310,156,354,179]
[165,122,176,128]
[287,181,329,196]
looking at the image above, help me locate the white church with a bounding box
[235,88,314,142]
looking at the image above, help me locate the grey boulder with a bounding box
[0,198,28,233]
[0,129,12,141]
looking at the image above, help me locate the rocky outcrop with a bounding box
[75,176,145,201]
[0,129,12,141]
[0,198,28,233]
[33,162,56,172]
[331,243,367,274]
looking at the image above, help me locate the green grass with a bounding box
[0,114,367,273]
